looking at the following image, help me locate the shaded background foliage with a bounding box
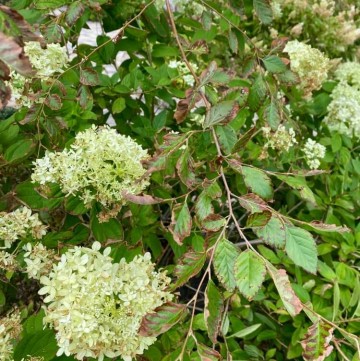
[0,0,359,360]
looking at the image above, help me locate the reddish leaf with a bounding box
[173,251,206,289]
[139,302,187,337]
[80,67,99,86]
[202,213,226,232]
[301,321,334,361]
[197,343,221,360]
[267,266,303,316]
[78,85,93,109]
[0,32,34,76]
[169,203,192,245]
[238,193,268,214]
[44,94,62,110]
[65,1,85,26]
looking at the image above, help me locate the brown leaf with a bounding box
[169,203,192,246]
[121,192,162,205]
[308,221,349,233]
[0,32,34,76]
[174,89,200,123]
[197,343,221,361]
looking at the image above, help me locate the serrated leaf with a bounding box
[228,323,262,338]
[215,124,237,154]
[204,280,224,343]
[242,166,273,200]
[232,126,257,152]
[44,94,62,110]
[234,250,266,299]
[195,181,222,221]
[253,0,273,25]
[204,101,235,128]
[267,265,303,316]
[173,251,206,288]
[248,73,267,111]
[65,1,85,26]
[202,213,226,232]
[263,56,287,73]
[213,238,239,292]
[265,99,281,130]
[176,147,197,187]
[306,221,349,233]
[253,215,285,248]
[80,67,99,86]
[238,193,268,213]
[285,225,317,274]
[169,203,192,245]
[301,321,334,361]
[246,211,272,228]
[44,23,62,43]
[197,343,221,360]
[139,302,187,337]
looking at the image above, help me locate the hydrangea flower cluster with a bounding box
[31,125,149,215]
[323,81,360,139]
[302,138,326,170]
[38,242,172,361]
[283,40,331,97]
[0,207,47,249]
[0,309,22,361]
[23,243,56,280]
[169,60,198,87]
[334,62,360,87]
[5,41,68,108]
[262,124,297,152]
[0,251,18,272]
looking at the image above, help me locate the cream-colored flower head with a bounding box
[38,243,172,361]
[32,125,149,214]
[0,308,22,361]
[323,82,360,138]
[334,62,360,88]
[263,124,297,152]
[302,138,326,170]
[283,40,331,97]
[0,207,47,249]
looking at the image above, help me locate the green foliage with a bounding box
[0,0,359,360]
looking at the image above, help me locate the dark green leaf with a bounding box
[112,97,126,114]
[4,139,34,163]
[253,0,273,24]
[215,124,237,154]
[263,56,287,73]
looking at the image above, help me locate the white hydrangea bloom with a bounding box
[168,60,198,87]
[23,243,56,280]
[303,138,326,170]
[334,62,360,88]
[0,207,47,249]
[32,125,149,214]
[0,309,22,361]
[263,124,297,152]
[283,40,331,97]
[38,243,172,361]
[323,82,360,138]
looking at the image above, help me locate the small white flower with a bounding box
[303,138,326,170]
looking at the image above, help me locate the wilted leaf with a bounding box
[44,94,62,110]
[0,32,34,76]
[121,193,161,205]
[80,67,99,86]
[204,101,236,128]
[267,265,303,316]
[232,126,257,152]
[204,280,224,343]
[234,250,266,299]
[307,221,349,233]
[301,321,334,361]
[169,203,192,245]
[246,211,272,228]
[213,238,239,292]
[66,1,85,26]
[238,193,268,213]
[202,213,226,232]
[285,225,317,274]
[176,147,197,187]
[173,251,206,288]
[139,302,187,337]
[197,343,221,360]
[78,85,93,109]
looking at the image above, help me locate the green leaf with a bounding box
[213,239,239,292]
[139,302,187,337]
[228,323,262,338]
[34,0,70,10]
[152,44,179,58]
[285,225,317,274]
[246,211,272,228]
[4,139,34,163]
[228,29,238,54]
[265,99,281,130]
[253,215,285,248]
[44,23,62,43]
[241,166,273,200]
[300,321,334,361]
[238,193,268,213]
[195,181,222,221]
[176,147,197,187]
[234,250,266,299]
[204,280,224,343]
[215,124,237,154]
[13,329,58,361]
[169,203,192,245]
[263,56,287,73]
[64,195,88,215]
[201,213,226,232]
[253,0,273,24]
[22,310,45,335]
[90,212,123,243]
[267,265,303,316]
[248,74,267,110]
[80,67,99,86]
[65,0,85,26]
[173,251,206,288]
[44,94,62,110]
[112,97,126,114]
[204,101,235,128]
